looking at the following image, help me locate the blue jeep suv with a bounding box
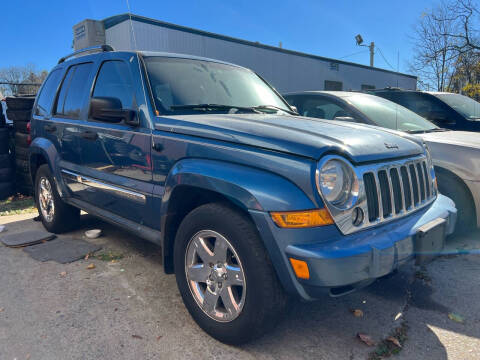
[29,46,456,344]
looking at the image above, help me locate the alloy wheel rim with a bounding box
[38,177,55,222]
[185,230,246,322]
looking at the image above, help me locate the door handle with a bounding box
[79,130,98,141]
[44,124,57,133]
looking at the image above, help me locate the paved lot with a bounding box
[0,213,479,360]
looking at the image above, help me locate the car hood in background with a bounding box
[155,113,424,163]
[418,131,480,181]
[419,131,480,149]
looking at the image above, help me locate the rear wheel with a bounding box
[174,202,287,344]
[35,164,80,233]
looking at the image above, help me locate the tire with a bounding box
[14,132,30,148]
[174,202,287,344]
[6,109,32,122]
[436,169,476,233]
[15,158,29,173]
[0,128,9,154]
[6,97,35,110]
[16,170,33,196]
[34,164,80,233]
[13,121,30,134]
[0,182,14,200]
[14,146,29,160]
[0,167,13,182]
[0,154,12,168]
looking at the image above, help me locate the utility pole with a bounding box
[355,35,375,67]
[369,42,374,67]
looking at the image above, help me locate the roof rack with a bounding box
[58,45,115,64]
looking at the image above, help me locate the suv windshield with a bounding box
[432,93,480,120]
[144,56,292,115]
[346,93,439,132]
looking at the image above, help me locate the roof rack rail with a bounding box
[58,45,115,64]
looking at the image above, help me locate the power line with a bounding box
[376,46,396,70]
[339,49,369,60]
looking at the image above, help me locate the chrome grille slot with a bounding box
[422,162,431,198]
[361,156,436,226]
[400,166,412,209]
[363,172,379,221]
[378,170,392,217]
[409,164,420,205]
[390,168,403,214]
[417,163,426,201]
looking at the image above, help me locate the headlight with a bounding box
[317,159,359,209]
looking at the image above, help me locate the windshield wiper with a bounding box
[252,105,297,115]
[170,104,261,113]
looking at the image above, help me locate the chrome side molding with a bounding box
[61,169,146,204]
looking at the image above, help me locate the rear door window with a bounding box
[55,62,93,119]
[35,69,62,117]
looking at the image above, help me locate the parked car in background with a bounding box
[369,88,480,132]
[29,47,456,344]
[284,91,476,232]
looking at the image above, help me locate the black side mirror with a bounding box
[90,97,139,126]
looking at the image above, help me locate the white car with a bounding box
[284,91,479,232]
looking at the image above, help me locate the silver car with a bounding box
[284,91,479,232]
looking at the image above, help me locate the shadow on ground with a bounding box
[1,214,479,359]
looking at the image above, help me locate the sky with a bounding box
[2,0,440,75]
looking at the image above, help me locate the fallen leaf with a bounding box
[357,333,375,346]
[26,354,31,360]
[59,271,67,277]
[132,334,143,339]
[84,254,90,260]
[448,313,464,323]
[386,336,402,348]
[0,307,4,312]
[86,263,96,270]
[157,335,163,341]
[352,309,364,317]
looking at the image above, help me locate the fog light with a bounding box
[352,207,364,226]
[289,258,310,279]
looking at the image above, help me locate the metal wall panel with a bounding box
[105,20,417,92]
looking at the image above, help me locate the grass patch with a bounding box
[95,252,124,261]
[0,195,37,217]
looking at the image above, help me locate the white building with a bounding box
[73,14,417,93]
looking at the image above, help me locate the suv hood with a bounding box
[419,131,480,149]
[156,113,424,163]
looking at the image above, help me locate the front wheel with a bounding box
[35,164,80,233]
[174,203,287,344]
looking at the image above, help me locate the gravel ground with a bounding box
[0,213,479,360]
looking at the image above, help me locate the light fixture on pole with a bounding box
[355,34,374,67]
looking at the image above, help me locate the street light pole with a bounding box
[355,34,375,67]
[369,42,374,67]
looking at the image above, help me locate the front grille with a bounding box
[362,158,434,222]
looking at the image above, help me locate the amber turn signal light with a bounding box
[270,209,333,228]
[289,258,310,279]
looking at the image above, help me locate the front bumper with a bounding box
[249,194,456,300]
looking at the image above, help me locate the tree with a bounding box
[0,64,47,96]
[410,2,458,91]
[440,0,480,54]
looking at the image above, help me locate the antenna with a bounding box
[126,0,138,50]
[124,0,151,135]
